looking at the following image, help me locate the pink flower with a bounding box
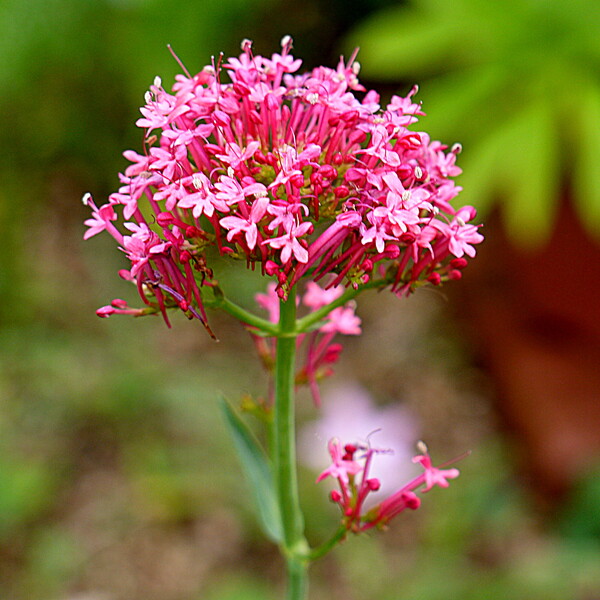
[220,196,270,250]
[316,439,363,486]
[263,221,312,264]
[83,199,118,241]
[320,306,361,335]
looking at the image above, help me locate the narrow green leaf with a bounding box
[220,399,282,543]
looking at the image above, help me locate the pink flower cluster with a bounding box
[254,281,361,405]
[84,36,483,328]
[317,440,460,532]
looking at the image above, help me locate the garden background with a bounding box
[1,0,599,598]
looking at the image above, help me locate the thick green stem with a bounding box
[286,556,308,600]
[273,288,309,599]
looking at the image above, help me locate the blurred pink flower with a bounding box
[300,383,419,499]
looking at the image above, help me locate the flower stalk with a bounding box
[273,288,310,598]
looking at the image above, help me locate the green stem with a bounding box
[286,556,308,600]
[206,285,279,335]
[273,287,309,599]
[306,526,347,561]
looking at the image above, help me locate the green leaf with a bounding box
[458,100,559,247]
[499,101,559,247]
[220,399,282,543]
[573,78,600,238]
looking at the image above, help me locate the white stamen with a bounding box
[227,167,234,178]
[352,61,361,75]
[456,216,466,227]
[306,92,319,105]
[192,174,203,190]
[144,91,152,104]
[153,76,162,88]
[281,35,292,49]
[451,143,462,154]
[81,192,92,206]
[414,166,423,179]
[402,190,412,202]
[416,440,428,454]
[241,39,252,52]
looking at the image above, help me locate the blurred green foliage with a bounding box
[346,0,600,246]
[1,0,599,597]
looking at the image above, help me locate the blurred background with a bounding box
[1,0,599,598]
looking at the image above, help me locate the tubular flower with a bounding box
[252,280,361,405]
[84,36,483,330]
[317,440,462,532]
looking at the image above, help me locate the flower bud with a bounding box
[96,306,115,318]
[427,272,441,286]
[330,490,342,503]
[367,478,381,491]
[450,257,468,269]
[157,212,174,227]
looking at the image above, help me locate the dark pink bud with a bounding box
[448,269,462,280]
[330,490,342,503]
[367,478,381,491]
[450,257,468,269]
[265,260,280,276]
[290,173,305,188]
[96,306,115,318]
[179,300,189,310]
[179,250,191,263]
[360,259,373,272]
[402,491,421,510]
[310,172,322,186]
[332,153,344,166]
[344,443,358,455]
[156,212,174,227]
[111,298,128,308]
[427,272,441,286]
[323,343,343,363]
[334,185,349,198]
[319,165,337,179]
[384,244,400,259]
[399,232,416,244]
[118,269,134,281]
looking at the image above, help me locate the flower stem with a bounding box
[273,287,309,599]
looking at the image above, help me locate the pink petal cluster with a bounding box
[253,281,361,405]
[84,37,483,328]
[317,440,460,532]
